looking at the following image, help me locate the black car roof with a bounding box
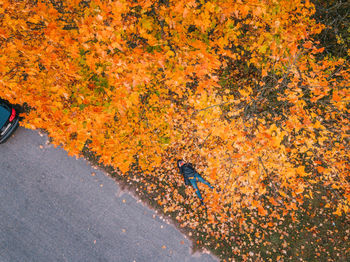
[0,104,11,128]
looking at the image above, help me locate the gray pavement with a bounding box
[0,128,218,262]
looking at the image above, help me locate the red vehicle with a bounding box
[0,99,20,143]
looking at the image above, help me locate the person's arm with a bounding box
[179,166,189,185]
[184,176,191,185]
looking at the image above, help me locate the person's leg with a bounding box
[189,179,203,200]
[196,175,214,189]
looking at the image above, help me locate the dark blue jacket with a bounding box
[179,163,198,185]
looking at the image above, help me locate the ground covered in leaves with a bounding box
[83,144,349,261]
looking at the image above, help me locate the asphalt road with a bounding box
[0,128,217,262]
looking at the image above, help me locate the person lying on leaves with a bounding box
[177,159,214,206]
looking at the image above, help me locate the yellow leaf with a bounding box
[279,191,287,198]
[295,187,304,194]
[28,14,41,23]
[333,206,343,216]
[166,50,175,57]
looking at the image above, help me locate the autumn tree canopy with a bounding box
[1,0,349,260]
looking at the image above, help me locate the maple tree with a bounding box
[1,0,349,260]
